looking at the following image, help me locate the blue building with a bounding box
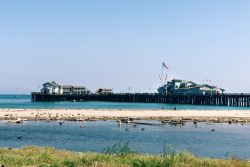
[158,79,225,95]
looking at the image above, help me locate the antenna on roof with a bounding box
[164,73,168,84]
[159,74,162,85]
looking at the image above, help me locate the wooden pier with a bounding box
[31,93,250,107]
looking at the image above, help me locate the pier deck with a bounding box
[31,93,250,107]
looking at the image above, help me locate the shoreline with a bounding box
[1,108,250,123]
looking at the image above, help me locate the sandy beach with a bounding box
[1,109,250,123]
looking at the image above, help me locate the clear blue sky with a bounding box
[0,0,250,93]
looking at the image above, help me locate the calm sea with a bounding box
[0,94,249,110]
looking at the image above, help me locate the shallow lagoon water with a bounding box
[0,120,250,159]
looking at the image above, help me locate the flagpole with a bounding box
[162,63,163,85]
[162,62,169,85]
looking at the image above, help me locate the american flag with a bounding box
[162,62,169,70]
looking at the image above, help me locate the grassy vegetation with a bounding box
[0,145,249,167]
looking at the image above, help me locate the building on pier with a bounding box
[158,79,225,95]
[62,85,91,95]
[96,88,113,95]
[40,81,90,95]
[41,81,63,95]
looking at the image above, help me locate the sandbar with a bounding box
[0,109,250,123]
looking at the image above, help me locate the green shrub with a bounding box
[104,142,134,155]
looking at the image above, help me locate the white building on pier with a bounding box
[41,81,63,95]
[41,81,90,95]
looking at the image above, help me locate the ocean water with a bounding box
[1,94,250,159]
[0,94,249,110]
[0,120,250,159]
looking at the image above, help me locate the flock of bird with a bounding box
[6,112,248,140]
